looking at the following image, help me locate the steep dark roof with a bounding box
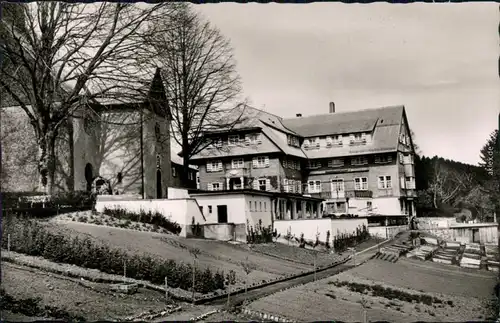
[282,105,404,137]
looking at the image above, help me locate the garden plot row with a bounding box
[375,243,414,262]
[485,245,499,272]
[406,245,439,261]
[431,242,463,265]
[460,243,484,270]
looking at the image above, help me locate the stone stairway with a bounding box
[374,252,399,263]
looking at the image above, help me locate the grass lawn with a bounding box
[44,221,345,288]
[1,262,170,321]
[245,257,497,322]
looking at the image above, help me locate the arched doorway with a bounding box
[85,163,93,192]
[156,170,162,199]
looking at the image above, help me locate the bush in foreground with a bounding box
[103,208,182,235]
[0,288,85,322]
[2,215,223,294]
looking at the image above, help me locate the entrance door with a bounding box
[217,205,228,223]
[85,163,93,192]
[331,179,345,198]
[156,170,162,199]
[472,228,480,243]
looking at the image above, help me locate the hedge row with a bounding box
[2,215,224,294]
[102,208,182,235]
[2,191,96,210]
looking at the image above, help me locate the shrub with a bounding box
[103,208,182,235]
[0,289,85,322]
[2,214,221,295]
[246,219,273,244]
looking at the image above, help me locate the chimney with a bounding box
[329,102,335,113]
[296,113,302,117]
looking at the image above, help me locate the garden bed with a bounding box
[51,211,173,234]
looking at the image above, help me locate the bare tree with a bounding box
[0,2,177,194]
[240,256,257,303]
[146,4,247,184]
[188,247,201,304]
[428,161,474,208]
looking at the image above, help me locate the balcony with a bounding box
[226,167,251,177]
[308,191,333,199]
[405,181,416,190]
[405,189,417,198]
[346,190,373,198]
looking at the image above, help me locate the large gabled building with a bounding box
[189,103,416,223]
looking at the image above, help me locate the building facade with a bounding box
[1,69,198,197]
[189,104,416,221]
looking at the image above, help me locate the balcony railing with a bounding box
[346,190,373,198]
[226,167,251,177]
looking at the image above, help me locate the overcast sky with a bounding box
[195,3,499,166]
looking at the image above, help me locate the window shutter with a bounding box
[264,156,270,167]
[252,158,258,168]
[207,162,212,172]
[208,183,213,191]
[253,178,259,190]
[256,134,262,144]
[284,179,289,192]
[400,177,406,189]
[245,134,250,145]
[218,161,223,171]
[266,178,271,191]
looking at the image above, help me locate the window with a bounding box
[332,135,343,146]
[350,133,367,145]
[172,167,177,177]
[258,179,267,191]
[259,202,262,211]
[308,180,321,193]
[245,133,262,145]
[211,137,222,148]
[248,201,252,211]
[207,160,222,172]
[331,179,345,193]
[309,137,320,148]
[254,201,257,211]
[228,135,239,146]
[367,201,373,212]
[253,156,269,168]
[308,160,321,169]
[232,158,244,169]
[351,156,368,166]
[264,202,267,211]
[378,176,392,189]
[208,205,213,213]
[287,135,300,147]
[155,123,161,142]
[375,155,393,164]
[354,177,368,190]
[328,159,344,168]
[209,182,221,191]
[303,139,310,149]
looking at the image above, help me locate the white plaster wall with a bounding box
[94,197,205,237]
[245,194,273,230]
[274,218,369,245]
[349,197,402,216]
[168,187,190,199]
[331,218,368,237]
[193,194,246,224]
[369,225,407,239]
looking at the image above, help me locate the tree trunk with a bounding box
[37,131,57,195]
